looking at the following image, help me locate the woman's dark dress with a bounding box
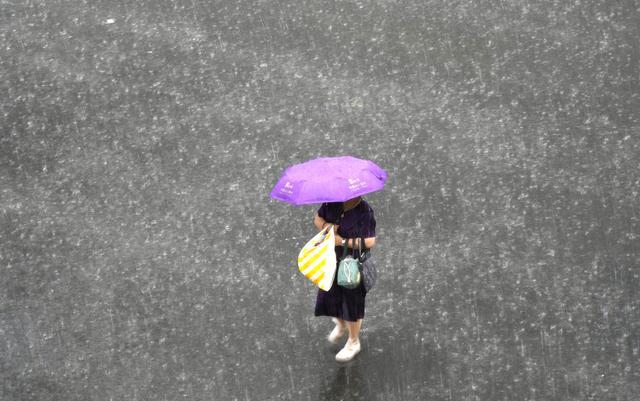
[314,200,376,322]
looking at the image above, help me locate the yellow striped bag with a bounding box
[297,225,337,291]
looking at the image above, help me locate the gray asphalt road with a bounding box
[1,1,639,400]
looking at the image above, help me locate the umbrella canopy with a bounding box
[270,156,388,206]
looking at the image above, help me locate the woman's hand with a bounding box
[322,222,339,233]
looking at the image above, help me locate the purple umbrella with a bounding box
[270,156,388,206]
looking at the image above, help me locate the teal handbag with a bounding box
[337,238,361,289]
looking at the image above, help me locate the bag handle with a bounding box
[359,203,372,261]
[341,200,371,259]
[342,235,358,259]
[360,205,368,251]
[342,237,350,259]
[352,205,361,258]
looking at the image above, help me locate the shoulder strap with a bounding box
[356,206,364,256]
[352,238,357,258]
[363,203,373,246]
[342,239,350,259]
[359,203,373,257]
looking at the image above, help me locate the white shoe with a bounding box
[327,319,346,344]
[335,340,361,362]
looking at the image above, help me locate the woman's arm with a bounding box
[341,237,376,249]
[313,213,327,230]
[314,213,339,232]
[314,213,347,245]
[314,213,337,231]
[363,237,376,249]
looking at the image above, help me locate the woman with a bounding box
[313,196,376,362]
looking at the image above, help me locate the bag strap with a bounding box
[341,200,371,259]
[349,204,358,258]
[342,237,350,259]
[341,202,356,259]
[353,210,364,268]
[340,239,359,259]
[360,203,373,261]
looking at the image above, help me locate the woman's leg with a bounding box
[328,318,346,343]
[336,319,363,362]
[345,319,362,343]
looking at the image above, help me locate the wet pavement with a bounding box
[1,0,639,400]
